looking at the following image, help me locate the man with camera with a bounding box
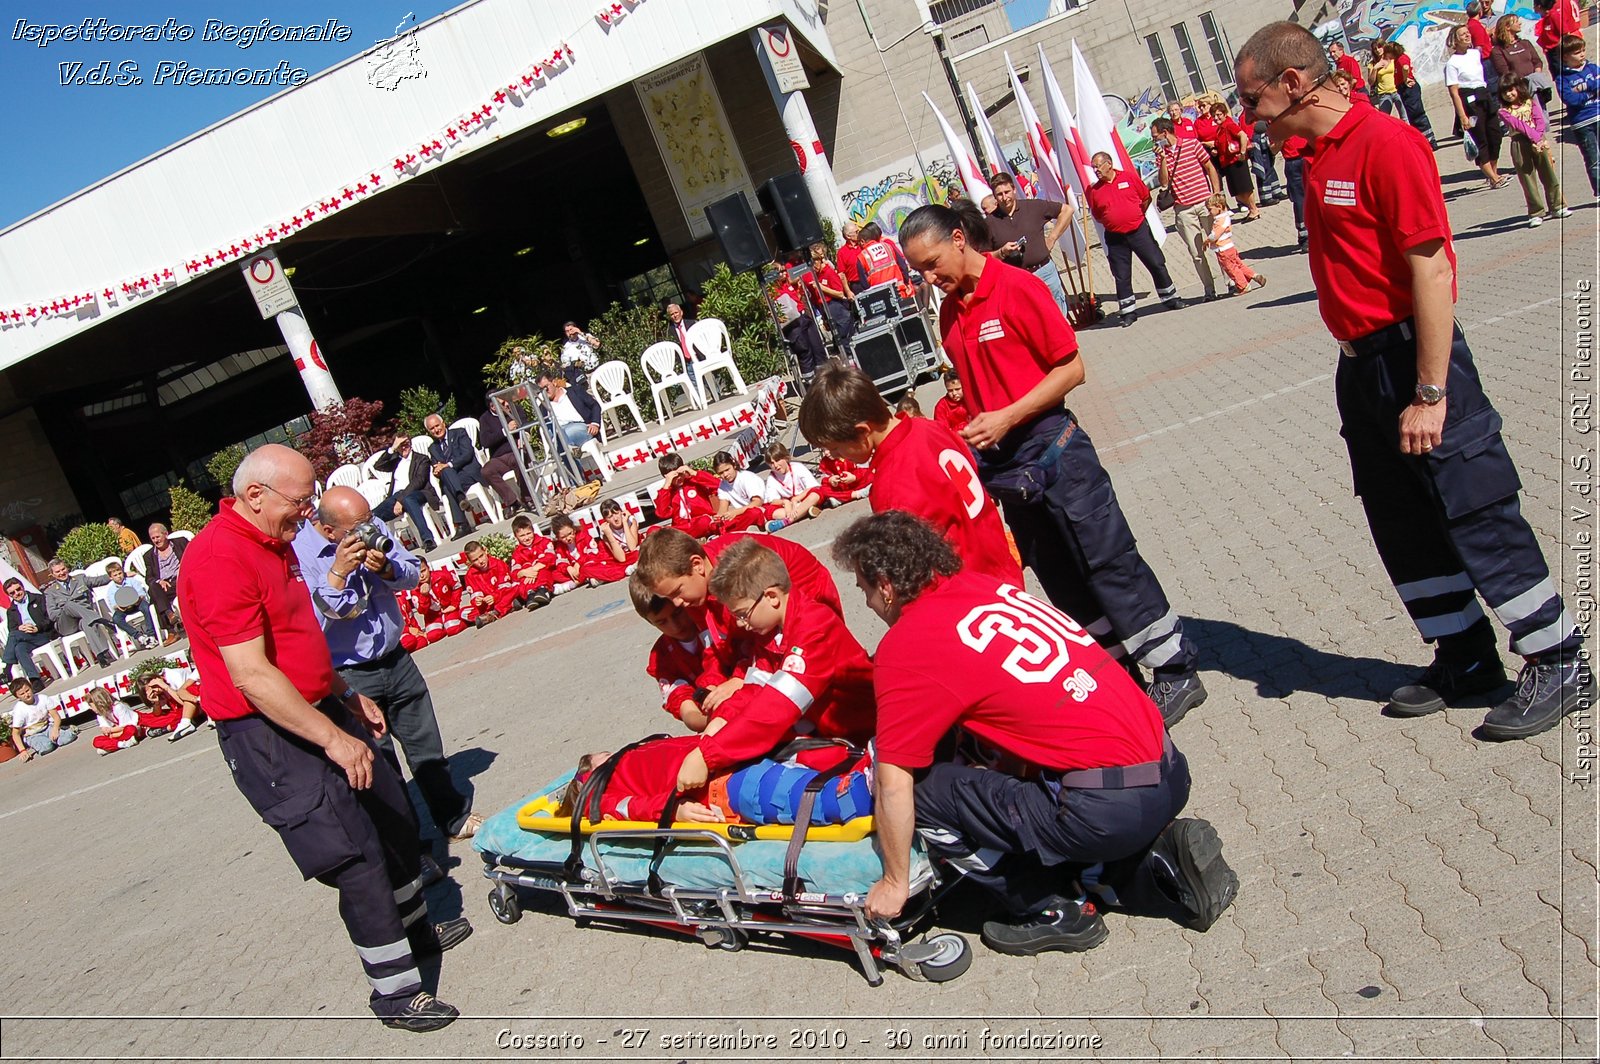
[292,486,482,848]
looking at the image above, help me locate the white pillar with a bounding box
[240,249,342,409]
[751,25,847,234]
[275,308,343,410]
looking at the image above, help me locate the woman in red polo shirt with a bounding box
[1208,102,1260,220]
[833,510,1237,955]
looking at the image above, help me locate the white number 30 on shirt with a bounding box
[957,585,1098,689]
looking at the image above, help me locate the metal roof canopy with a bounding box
[0,0,836,374]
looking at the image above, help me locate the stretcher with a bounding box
[475,771,973,984]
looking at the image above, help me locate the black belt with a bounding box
[1338,318,1414,359]
[1043,734,1176,793]
[213,695,346,738]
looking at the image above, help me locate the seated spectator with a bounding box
[140,672,205,742]
[426,565,477,634]
[479,394,532,515]
[631,576,717,733]
[560,322,602,388]
[400,567,474,649]
[933,371,971,434]
[3,576,56,688]
[655,452,749,538]
[712,450,785,532]
[424,414,483,543]
[398,582,437,653]
[535,368,603,450]
[462,541,532,625]
[43,558,116,669]
[762,443,824,525]
[373,433,443,552]
[133,523,186,641]
[509,515,558,607]
[104,561,160,650]
[896,394,925,418]
[7,676,76,761]
[815,449,872,506]
[549,515,630,589]
[597,500,641,570]
[108,518,141,556]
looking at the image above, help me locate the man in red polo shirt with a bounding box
[1235,22,1590,740]
[834,511,1236,955]
[898,204,1206,726]
[178,444,468,1031]
[1085,151,1183,327]
[1328,39,1370,101]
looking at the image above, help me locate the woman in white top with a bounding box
[1445,24,1509,188]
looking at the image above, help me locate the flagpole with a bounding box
[856,0,930,192]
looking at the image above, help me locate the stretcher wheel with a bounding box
[700,927,748,952]
[899,933,972,983]
[488,884,522,924]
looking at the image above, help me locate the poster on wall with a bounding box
[634,53,756,240]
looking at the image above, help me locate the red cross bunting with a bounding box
[736,409,754,424]
[613,453,632,470]
[629,446,650,464]
[651,438,672,456]
[715,415,735,432]
[62,693,84,710]
[673,430,693,449]
[694,423,714,440]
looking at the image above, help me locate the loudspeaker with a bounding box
[760,172,825,252]
[706,193,768,273]
[852,322,910,395]
[895,315,937,377]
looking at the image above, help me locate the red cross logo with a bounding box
[736,409,754,424]
[673,430,693,449]
[715,416,735,432]
[938,448,985,519]
[614,453,632,470]
[652,438,672,456]
[63,693,83,710]
[630,446,649,464]
[694,423,714,440]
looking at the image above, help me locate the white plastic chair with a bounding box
[685,318,748,405]
[327,463,365,489]
[449,417,488,464]
[441,420,506,527]
[640,343,702,425]
[589,361,649,443]
[361,449,391,483]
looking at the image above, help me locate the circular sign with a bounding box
[765,26,792,58]
[248,257,276,285]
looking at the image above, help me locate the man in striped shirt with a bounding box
[1154,117,1223,301]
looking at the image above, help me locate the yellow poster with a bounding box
[634,53,755,239]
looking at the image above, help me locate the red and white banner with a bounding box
[922,92,992,204]
[1070,40,1167,245]
[1005,52,1084,267]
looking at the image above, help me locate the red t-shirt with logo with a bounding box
[1305,105,1456,341]
[177,499,339,720]
[872,571,1165,771]
[1086,173,1151,233]
[1213,117,1247,167]
[937,255,1079,414]
[868,414,1023,585]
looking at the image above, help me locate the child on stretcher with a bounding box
[556,736,872,825]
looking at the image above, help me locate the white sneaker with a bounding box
[1529,215,1544,227]
[168,720,197,742]
[1552,207,1573,219]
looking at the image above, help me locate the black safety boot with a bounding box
[1146,674,1207,728]
[1148,818,1238,931]
[1388,622,1507,716]
[410,916,473,958]
[378,991,459,1032]
[980,898,1108,956]
[1480,656,1595,740]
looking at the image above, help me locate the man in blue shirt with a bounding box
[293,487,481,844]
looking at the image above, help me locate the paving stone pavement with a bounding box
[0,109,1595,1062]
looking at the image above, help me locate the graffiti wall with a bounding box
[838,153,957,239]
[1329,0,1540,83]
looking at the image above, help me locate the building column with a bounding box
[751,26,846,236]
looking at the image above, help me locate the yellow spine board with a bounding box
[515,792,875,842]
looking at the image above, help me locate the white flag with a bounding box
[966,82,1008,184]
[923,92,993,204]
[1007,52,1084,266]
[1071,40,1166,244]
[1037,45,1101,258]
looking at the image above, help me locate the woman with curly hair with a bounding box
[832,510,1237,959]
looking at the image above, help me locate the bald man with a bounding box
[293,487,480,849]
[179,446,469,1031]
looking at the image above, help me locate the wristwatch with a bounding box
[1415,383,1447,405]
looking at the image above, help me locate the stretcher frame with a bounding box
[479,824,973,985]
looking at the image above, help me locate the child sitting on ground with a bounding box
[674,537,875,795]
[631,574,720,732]
[762,443,824,525]
[596,499,641,571]
[895,393,924,418]
[509,515,558,608]
[1204,192,1267,295]
[655,452,755,538]
[556,738,871,825]
[932,370,970,434]
[463,540,532,625]
[712,450,785,533]
[7,676,76,761]
[409,565,476,645]
[88,687,144,754]
[140,672,205,742]
[548,514,630,589]
[815,448,872,506]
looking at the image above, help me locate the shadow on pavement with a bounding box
[1244,289,1319,310]
[1186,615,1416,702]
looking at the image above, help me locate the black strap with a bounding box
[562,732,670,880]
[782,741,864,900]
[646,788,682,895]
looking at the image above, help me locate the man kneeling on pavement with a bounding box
[835,511,1238,955]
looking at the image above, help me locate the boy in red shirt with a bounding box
[798,362,1023,585]
[933,371,971,434]
[674,537,875,794]
[631,573,719,732]
[509,515,558,608]
[654,452,757,538]
[419,565,475,639]
[462,541,531,625]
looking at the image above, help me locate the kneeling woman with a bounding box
[833,510,1238,955]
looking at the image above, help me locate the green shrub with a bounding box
[397,385,457,437]
[205,444,247,495]
[484,336,562,391]
[168,481,213,534]
[698,264,786,385]
[56,523,122,568]
[130,656,187,690]
[478,532,514,561]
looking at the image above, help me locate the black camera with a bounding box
[351,521,393,554]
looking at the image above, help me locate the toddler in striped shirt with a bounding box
[1205,193,1268,295]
